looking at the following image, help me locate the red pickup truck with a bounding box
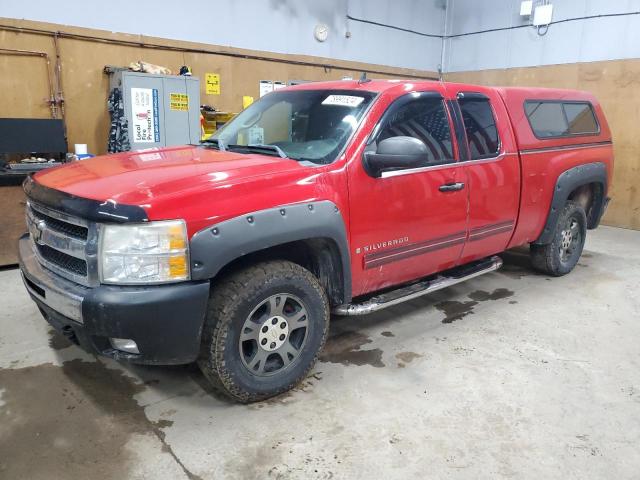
[19,80,612,402]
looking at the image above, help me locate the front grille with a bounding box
[36,244,88,276]
[30,207,88,240]
[26,201,95,286]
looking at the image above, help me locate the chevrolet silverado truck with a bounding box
[18,80,612,402]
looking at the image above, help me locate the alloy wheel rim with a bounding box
[559,217,581,262]
[239,293,309,376]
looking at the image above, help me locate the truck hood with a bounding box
[33,145,307,206]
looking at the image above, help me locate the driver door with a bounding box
[347,90,469,297]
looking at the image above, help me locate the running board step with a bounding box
[333,255,503,316]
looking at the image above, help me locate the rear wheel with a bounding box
[531,201,587,276]
[198,260,329,403]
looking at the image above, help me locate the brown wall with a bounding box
[0,18,438,265]
[0,18,437,157]
[446,60,640,230]
[2,18,637,230]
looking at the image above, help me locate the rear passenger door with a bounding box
[445,87,521,263]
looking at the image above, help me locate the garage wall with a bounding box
[2,2,639,230]
[0,0,446,72]
[444,0,640,72]
[0,18,438,156]
[444,1,640,229]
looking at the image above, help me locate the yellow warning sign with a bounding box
[169,93,189,111]
[206,73,220,95]
[242,96,254,108]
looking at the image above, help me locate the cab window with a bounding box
[458,95,500,159]
[377,97,454,165]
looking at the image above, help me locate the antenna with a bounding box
[358,72,371,84]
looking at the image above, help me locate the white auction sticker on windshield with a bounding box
[322,95,365,107]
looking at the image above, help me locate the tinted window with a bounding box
[564,103,599,134]
[212,89,376,164]
[524,102,566,137]
[459,97,500,159]
[378,97,454,164]
[525,101,598,138]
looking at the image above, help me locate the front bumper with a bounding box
[18,234,210,364]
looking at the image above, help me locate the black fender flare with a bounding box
[534,162,608,245]
[189,200,352,303]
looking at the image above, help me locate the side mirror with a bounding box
[363,136,429,178]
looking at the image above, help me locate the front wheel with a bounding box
[531,201,587,276]
[198,260,330,403]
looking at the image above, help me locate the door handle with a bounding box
[439,182,465,192]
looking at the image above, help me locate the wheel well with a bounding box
[213,238,346,306]
[567,182,603,229]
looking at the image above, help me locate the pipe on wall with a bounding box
[52,33,66,136]
[0,47,57,118]
[0,24,438,81]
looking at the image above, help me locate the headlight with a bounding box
[99,220,190,284]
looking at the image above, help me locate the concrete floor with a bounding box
[1,225,639,479]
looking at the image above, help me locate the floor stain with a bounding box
[47,328,72,351]
[154,419,175,429]
[437,287,515,324]
[0,360,201,480]
[468,288,515,302]
[395,352,423,364]
[320,328,385,368]
[436,300,478,323]
[381,331,395,337]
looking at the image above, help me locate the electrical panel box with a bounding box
[520,1,533,16]
[533,4,553,26]
[109,71,200,151]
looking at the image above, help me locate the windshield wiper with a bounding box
[227,144,288,158]
[201,138,226,151]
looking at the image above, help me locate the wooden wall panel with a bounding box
[0,18,436,157]
[0,18,438,265]
[0,55,52,118]
[446,59,640,230]
[1,18,637,230]
[0,28,56,119]
[0,186,26,266]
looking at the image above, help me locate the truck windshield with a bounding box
[206,89,376,164]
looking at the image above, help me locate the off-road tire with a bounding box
[531,201,587,276]
[198,260,330,403]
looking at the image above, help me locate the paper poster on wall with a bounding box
[131,87,160,143]
[259,80,273,97]
[273,81,286,91]
[206,73,221,95]
[169,93,189,111]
